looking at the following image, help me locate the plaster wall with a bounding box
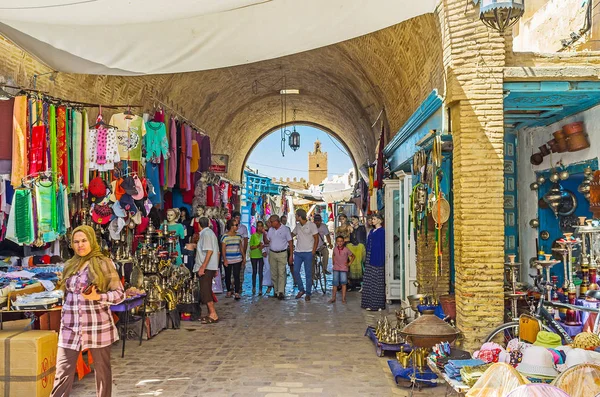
[513,0,588,53]
[517,103,600,279]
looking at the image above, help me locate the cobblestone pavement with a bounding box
[71,266,450,397]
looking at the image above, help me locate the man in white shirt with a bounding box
[292,209,319,301]
[266,215,294,300]
[233,211,249,288]
[313,214,332,275]
[194,217,220,323]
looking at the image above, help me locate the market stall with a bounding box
[0,89,239,345]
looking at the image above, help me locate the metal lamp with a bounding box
[288,127,300,151]
[476,0,525,33]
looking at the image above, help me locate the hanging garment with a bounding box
[199,135,211,172]
[11,96,28,187]
[56,106,69,181]
[168,117,177,188]
[29,125,47,174]
[81,111,90,188]
[88,127,120,171]
[71,111,83,193]
[35,180,58,242]
[0,97,14,160]
[144,121,169,164]
[179,123,187,190]
[146,162,162,205]
[12,189,35,245]
[110,113,146,161]
[162,116,169,189]
[56,182,70,235]
[185,125,193,190]
[190,140,200,173]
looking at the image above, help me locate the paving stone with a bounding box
[69,267,445,396]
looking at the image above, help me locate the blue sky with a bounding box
[246,125,354,180]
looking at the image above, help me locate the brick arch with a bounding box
[0,14,444,183]
[239,121,359,183]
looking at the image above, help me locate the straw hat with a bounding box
[516,346,559,378]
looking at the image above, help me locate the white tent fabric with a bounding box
[0,0,437,75]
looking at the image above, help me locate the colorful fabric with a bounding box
[71,111,82,192]
[365,227,385,267]
[110,113,146,161]
[346,243,365,280]
[11,96,28,187]
[35,181,58,242]
[57,106,68,179]
[144,121,169,164]
[29,125,47,174]
[58,262,124,350]
[167,117,177,188]
[221,234,243,263]
[81,111,90,188]
[14,189,34,244]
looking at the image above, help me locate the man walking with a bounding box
[313,214,332,275]
[292,209,318,301]
[266,215,293,300]
[232,211,249,289]
[194,217,220,323]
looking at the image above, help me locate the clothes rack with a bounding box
[1,84,142,109]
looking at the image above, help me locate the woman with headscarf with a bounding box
[361,213,386,311]
[51,225,125,397]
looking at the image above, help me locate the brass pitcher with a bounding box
[413,348,428,369]
[396,350,413,368]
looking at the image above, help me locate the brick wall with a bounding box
[439,0,507,349]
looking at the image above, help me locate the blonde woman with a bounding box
[51,225,124,397]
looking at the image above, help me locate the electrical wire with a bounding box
[325,133,350,156]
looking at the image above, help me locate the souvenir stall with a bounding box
[382,90,453,304]
[0,87,221,343]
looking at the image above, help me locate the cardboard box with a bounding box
[0,330,58,397]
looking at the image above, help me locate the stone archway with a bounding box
[240,121,359,184]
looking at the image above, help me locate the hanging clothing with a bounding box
[35,180,58,242]
[88,126,120,172]
[346,243,365,281]
[144,121,169,164]
[110,113,146,161]
[71,111,83,193]
[199,135,211,172]
[57,106,69,181]
[185,125,193,190]
[11,96,28,187]
[190,140,200,173]
[49,105,58,186]
[29,125,47,174]
[168,117,177,188]
[146,162,162,205]
[7,189,34,245]
[82,111,90,189]
[0,97,14,160]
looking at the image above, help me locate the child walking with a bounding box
[249,221,265,295]
[329,236,355,304]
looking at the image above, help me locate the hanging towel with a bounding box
[71,110,83,193]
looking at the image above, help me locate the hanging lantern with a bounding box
[288,127,300,151]
[478,0,525,33]
[544,183,565,218]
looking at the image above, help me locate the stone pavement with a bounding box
[71,267,452,397]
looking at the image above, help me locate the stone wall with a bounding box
[439,0,507,349]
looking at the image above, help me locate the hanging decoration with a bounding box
[475,0,525,33]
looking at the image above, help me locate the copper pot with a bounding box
[563,121,584,135]
[400,313,460,348]
[566,131,590,152]
[552,130,568,153]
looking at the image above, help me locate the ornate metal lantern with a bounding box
[477,0,525,33]
[288,127,300,151]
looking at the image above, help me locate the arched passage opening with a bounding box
[241,121,359,184]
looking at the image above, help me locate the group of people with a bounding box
[51,209,386,397]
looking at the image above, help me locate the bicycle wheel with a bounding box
[485,321,553,346]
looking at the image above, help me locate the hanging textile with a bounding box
[13,189,34,244]
[0,97,14,160]
[168,117,177,188]
[49,105,58,189]
[10,96,28,187]
[199,135,211,172]
[82,110,90,188]
[110,113,146,161]
[35,180,58,242]
[29,125,47,174]
[57,106,68,181]
[144,120,169,164]
[179,123,187,190]
[376,124,385,188]
[185,124,193,190]
[71,110,83,193]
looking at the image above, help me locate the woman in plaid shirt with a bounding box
[51,225,125,397]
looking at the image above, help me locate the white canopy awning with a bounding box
[0,0,436,75]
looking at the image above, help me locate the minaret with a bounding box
[308,139,328,186]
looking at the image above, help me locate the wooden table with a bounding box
[427,358,470,396]
[110,294,147,358]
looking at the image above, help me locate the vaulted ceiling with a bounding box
[0,13,444,181]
